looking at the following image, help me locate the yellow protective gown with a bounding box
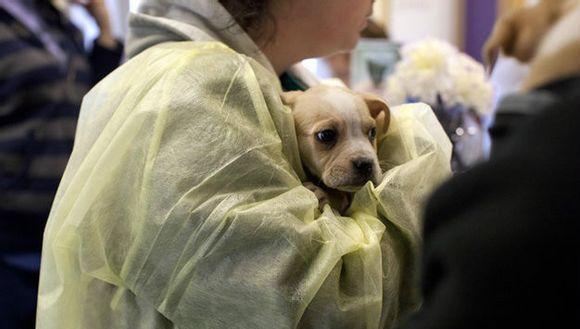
[37,1,452,329]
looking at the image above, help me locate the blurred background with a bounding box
[73,0,540,86]
[76,0,539,63]
[81,0,540,94]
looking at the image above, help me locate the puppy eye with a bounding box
[316,129,337,144]
[368,127,377,141]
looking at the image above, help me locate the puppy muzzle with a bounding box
[324,158,382,192]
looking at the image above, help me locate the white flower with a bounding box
[447,54,494,116]
[385,38,494,116]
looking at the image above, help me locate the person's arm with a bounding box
[41,46,437,329]
[73,0,123,82]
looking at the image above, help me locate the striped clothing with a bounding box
[0,2,123,255]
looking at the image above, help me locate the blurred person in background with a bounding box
[0,0,123,327]
[396,1,580,328]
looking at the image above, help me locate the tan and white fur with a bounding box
[282,85,390,214]
[483,0,580,89]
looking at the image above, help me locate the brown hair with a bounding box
[361,20,389,39]
[218,0,275,42]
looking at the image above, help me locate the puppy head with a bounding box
[483,0,575,72]
[282,85,389,192]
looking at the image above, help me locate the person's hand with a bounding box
[72,0,117,49]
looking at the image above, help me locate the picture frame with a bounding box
[350,39,401,95]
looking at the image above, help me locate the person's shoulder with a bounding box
[141,41,251,72]
[125,41,266,89]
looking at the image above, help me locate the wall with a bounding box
[465,0,497,62]
[388,0,464,47]
[371,0,389,28]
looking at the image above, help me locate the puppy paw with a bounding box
[304,182,330,212]
[304,182,351,215]
[334,191,351,214]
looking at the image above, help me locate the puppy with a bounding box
[282,85,390,214]
[483,0,578,71]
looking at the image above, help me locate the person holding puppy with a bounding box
[35,0,451,329]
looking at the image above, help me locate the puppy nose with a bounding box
[352,158,373,177]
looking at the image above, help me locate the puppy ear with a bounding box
[280,91,303,106]
[361,93,391,135]
[483,16,516,74]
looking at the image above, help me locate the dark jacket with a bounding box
[398,77,580,329]
[0,2,123,255]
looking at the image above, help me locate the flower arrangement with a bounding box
[384,38,494,172]
[385,38,493,117]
